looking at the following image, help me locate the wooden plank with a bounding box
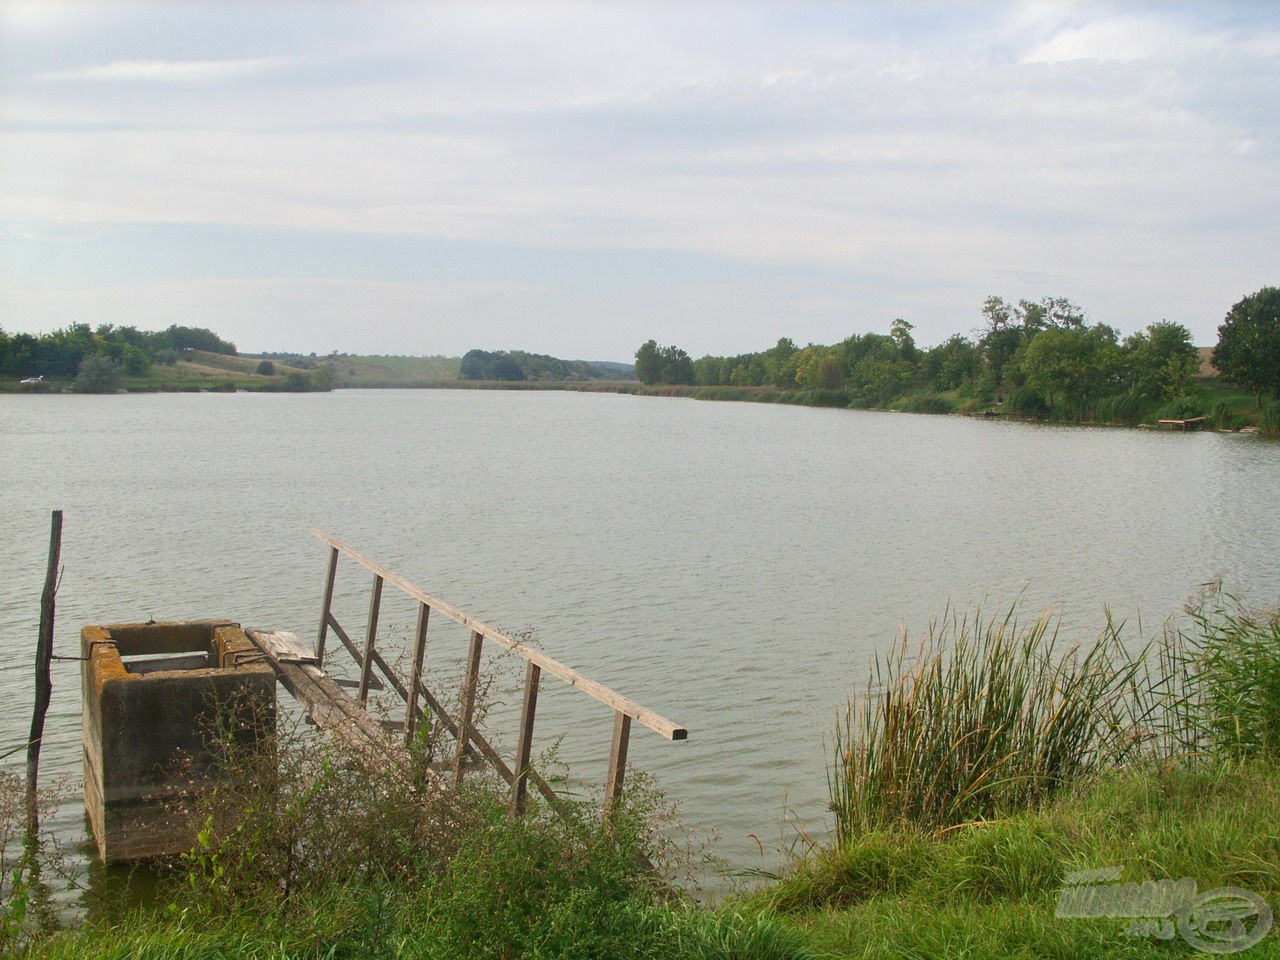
[454,630,484,784]
[356,574,383,706]
[604,710,632,807]
[315,546,339,666]
[245,629,409,774]
[312,530,688,741]
[404,602,430,748]
[510,662,541,815]
[252,630,318,665]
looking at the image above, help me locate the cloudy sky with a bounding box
[2,2,1277,360]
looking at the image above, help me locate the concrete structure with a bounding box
[81,620,275,863]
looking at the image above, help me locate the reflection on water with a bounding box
[2,390,1279,901]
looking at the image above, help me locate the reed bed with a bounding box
[832,590,1280,841]
[831,605,1161,840]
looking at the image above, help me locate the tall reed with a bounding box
[830,606,1159,840]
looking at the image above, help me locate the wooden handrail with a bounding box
[312,530,688,741]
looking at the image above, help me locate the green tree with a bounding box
[74,355,122,393]
[122,344,151,377]
[1213,287,1280,407]
[256,360,276,376]
[634,340,661,384]
[1123,321,1199,401]
[1017,324,1120,415]
[765,337,799,386]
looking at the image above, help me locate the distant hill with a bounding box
[249,353,461,386]
[459,349,636,382]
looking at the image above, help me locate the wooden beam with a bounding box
[315,546,339,666]
[356,574,383,706]
[246,630,408,775]
[510,662,541,816]
[454,630,484,784]
[605,710,632,808]
[312,530,687,741]
[404,602,430,748]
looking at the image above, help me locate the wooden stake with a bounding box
[26,510,62,840]
[454,630,484,783]
[605,710,631,811]
[510,661,541,816]
[356,574,383,706]
[315,546,339,666]
[404,602,430,748]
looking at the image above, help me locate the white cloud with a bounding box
[38,58,285,83]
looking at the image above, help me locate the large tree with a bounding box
[1017,323,1120,413]
[1213,287,1280,407]
[1123,321,1199,401]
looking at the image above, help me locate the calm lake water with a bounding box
[2,389,1279,894]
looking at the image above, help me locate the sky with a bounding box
[1,2,1278,361]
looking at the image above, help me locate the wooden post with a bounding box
[26,510,62,839]
[356,574,383,706]
[315,546,338,666]
[604,710,631,811]
[403,602,430,748]
[510,661,541,816]
[453,630,484,783]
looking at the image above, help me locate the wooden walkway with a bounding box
[246,531,687,813]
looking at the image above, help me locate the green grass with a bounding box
[745,760,1280,958]
[740,590,1280,958]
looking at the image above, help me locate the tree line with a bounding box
[1,323,237,382]
[634,287,1280,422]
[459,349,621,382]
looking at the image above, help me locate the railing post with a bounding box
[403,602,430,749]
[510,661,541,816]
[604,710,632,811]
[315,546,339,666]
[454,630,484,783]
[356,574,383,706]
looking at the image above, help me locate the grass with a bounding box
[10,591,1280,958]
[740,588,1280,958]
[830,605,1157,838]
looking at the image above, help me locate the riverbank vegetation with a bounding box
[0,323,337,393]
[635,287,1280,434]
[752,586,1280,956]
[7,588,1278,957]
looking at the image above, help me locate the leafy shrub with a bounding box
[73,356,122,393]
[255,360,275,376]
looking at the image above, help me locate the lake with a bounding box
[2,389,1279,894]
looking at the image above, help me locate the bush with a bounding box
[255,360,276,376]
[73,356,122,393]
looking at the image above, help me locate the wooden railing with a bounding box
[312,530,687,813]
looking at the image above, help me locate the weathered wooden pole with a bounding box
[26,510,62,840]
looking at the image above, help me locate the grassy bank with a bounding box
[741,589,1280,957]
[588,380,1280,434]
[7,592,1278,958]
